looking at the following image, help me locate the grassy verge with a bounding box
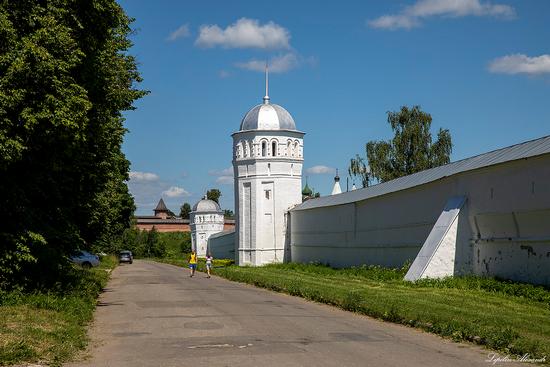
[153,256,234,272]
[0,255,117,367]
[211,263,549,362]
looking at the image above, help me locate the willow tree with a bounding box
[350,106,452,186]
[348,154,370,188]
[0,0,147,288]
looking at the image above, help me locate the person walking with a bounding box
[205,253,213,278]
[188,251,197,277]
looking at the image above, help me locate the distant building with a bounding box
[302,180,313,201]
[190,196,225,257]
[331,169,342,195]
[153,198,170,219]
[135,198,235,233]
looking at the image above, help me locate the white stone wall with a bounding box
[233,130,304,266]
[190,212,225,257]
[207,230,236,260]
[290,154,550,285]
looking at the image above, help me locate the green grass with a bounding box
[209,262,550,362]
[154,256,234,271]
[0,255,117,366]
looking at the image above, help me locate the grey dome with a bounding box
[240,103,296,131]
[192,199,221,213]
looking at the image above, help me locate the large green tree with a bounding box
[207,189,222,204]
[350,106,452,186]
[179,202,191,219]
[0,0,147,288]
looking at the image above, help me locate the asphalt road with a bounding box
[69,260,498,367]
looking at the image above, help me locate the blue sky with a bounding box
[119,0,550,215]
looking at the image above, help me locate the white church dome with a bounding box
[240,102,296,131]
[192,198,221,213]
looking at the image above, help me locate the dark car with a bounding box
[119,250,133,264]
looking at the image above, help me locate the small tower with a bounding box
[190,196,224,257]
[331,169,342,195]
[232,65,305,266]
[154,198,170,219]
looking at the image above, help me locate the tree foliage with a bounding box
[0,0,147,289]
[115,227,166,258]
[348,154,370,188]
[207,189,222,204]
[179,202,191,219]
[350,106,452,185]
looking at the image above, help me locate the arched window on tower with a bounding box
[271,141,277,157]
[287,140,292,157]
[244,140,249,157]
[236,141,243,159]
[294,140,300,157]
[261,141,267,157]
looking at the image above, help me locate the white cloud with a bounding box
[369,0,515,30]
[216,176,234,185]
[369,15,420,30]
[209,167,234,176]
[129,171,159,182]
[209,167,234,185]
[488,54,550,75]
[306,165,335,175]
[236,53,299,73]
[127,172,192,214]
[219,70,231,78]
[195,18,290,49]
[162,186,190,198]
[167,24,190,41]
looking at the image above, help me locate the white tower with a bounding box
[232,66,305,266]
[190,196,225,257]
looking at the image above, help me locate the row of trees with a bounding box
[117,228,191,259]
[120,227,167,258]
[0,1,146,289]
[349,106,453,187]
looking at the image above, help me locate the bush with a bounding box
[0,256,116,366]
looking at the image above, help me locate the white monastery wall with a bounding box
[207,230,236,260]
[290,154,550,285]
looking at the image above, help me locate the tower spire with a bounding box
[263,61,270,104]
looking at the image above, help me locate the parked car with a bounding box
[70,250,100,268]
[119,250,133,264]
